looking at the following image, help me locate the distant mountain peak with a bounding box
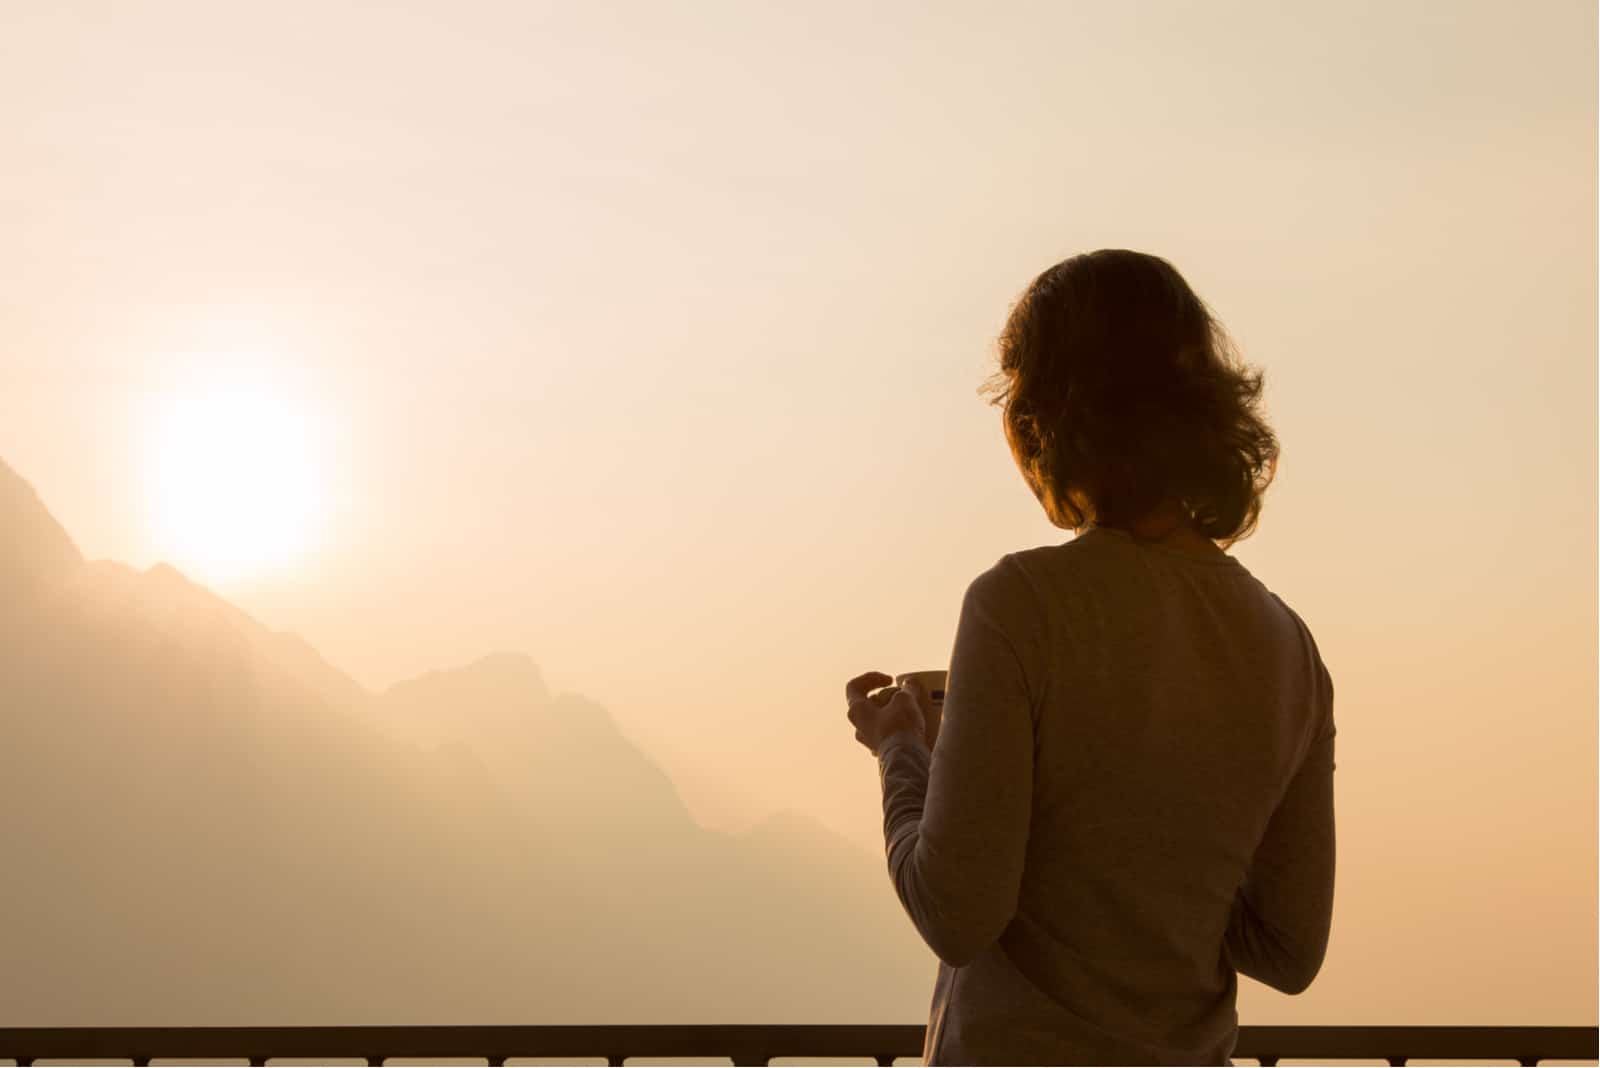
[0,456,84,599]
[381,650,552,710]
[425,650,549,690]
[146,561,190,582]
[465,650,549,684]
[140,560,207,596]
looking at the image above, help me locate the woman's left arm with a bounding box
[877,554,1041,968]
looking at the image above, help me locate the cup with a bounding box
[895,670,948,749]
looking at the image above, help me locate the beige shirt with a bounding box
[876,526,1337,1066]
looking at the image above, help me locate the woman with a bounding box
[844,249,1337,1067]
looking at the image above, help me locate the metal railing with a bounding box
[0,1025,1595,1066]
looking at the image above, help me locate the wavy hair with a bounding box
[979,249,1279,547]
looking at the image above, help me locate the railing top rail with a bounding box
[0,1024,1595,1064]
[0,1023,1593,1068]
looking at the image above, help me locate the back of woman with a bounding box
[844,249,1337,1066]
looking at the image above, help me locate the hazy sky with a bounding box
[3,0,1595,1024]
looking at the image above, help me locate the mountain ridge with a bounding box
[0,455,83,601]
[0,457,931,1025]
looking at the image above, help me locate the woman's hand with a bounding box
[845,671,928,755]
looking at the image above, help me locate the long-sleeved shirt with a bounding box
[877,525,1337,1066]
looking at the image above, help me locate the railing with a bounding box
[0,1025,1595,1066]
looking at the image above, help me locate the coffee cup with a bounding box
[895,670,948,749]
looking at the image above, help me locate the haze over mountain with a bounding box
[0,457,933,1025]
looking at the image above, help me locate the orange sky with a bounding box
[1,0,1594,1025]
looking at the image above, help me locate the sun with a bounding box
[146,367,328,585]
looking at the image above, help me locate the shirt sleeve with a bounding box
[876,552,1043,967]
[1225,651,1337,995]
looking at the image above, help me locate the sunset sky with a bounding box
[2,0,1595,1024]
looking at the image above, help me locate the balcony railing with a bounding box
[0,1025,1596,1066]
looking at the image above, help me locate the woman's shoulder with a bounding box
[1000,531,1115,580]
[965,550,1037,609]
[964,543,1090,629]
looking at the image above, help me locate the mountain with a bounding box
[0,456,82,601]
[0,458,932,1026]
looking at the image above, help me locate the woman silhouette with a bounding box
[845,249,1336,1066]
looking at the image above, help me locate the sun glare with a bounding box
[147,367,327,585]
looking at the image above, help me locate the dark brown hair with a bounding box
[979,249,1279,547]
